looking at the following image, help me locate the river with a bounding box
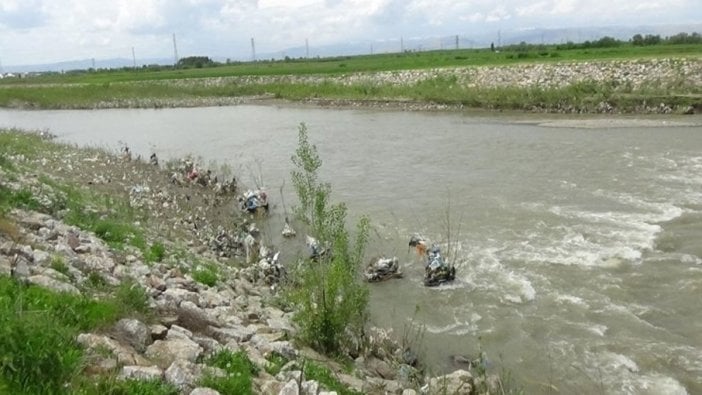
[2,106,701,394]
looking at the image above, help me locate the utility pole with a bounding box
[455,35,459,50]
[251,37,256,61]
[305,38,309,58]
[400,36,404,52]
[172,33,179,66]
[132,47,136,69]
[91,58,95,70]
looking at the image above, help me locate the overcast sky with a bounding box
[0,0,700,66]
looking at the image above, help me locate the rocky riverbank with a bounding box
[0,130,496,394]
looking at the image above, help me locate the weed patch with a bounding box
[0,275,123,394]
[192,262,219,287]
[114,278,150,315]
[303,360,362,395]
[50,255,71,276]
[264,352,290,376]
[199,349,258,395]
[144,242,166,263]
[73,376,179,395]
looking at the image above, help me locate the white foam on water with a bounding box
[636,375,689,395]
[681,254,702,265]
[506,222,644,267]
[576,349,691,395]
[423,310,481,335]
[649,154,702,207]
[514,191,685,267]
[595,301,668,333]
[501,270,536,304]
[592,190,685,223]
[423,322,477,336]
[456,246,537,305]
[601,351,640,373]
[555,294,589,308]
[585,323,608,336]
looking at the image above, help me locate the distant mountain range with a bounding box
[3,23,700,74]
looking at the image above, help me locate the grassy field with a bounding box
[1,43,700,112]
[3,42,701,84]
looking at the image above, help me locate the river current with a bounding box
[2,106,701,394]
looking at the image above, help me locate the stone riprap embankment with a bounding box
[0,133,486,394]
[149,58,702,113]
[6,58,699,113]
[162,58,701,90]
[348,58,702,89]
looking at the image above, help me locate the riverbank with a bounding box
[0,129,505,394]
[1,58,700,114]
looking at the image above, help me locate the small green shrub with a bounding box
[93,220,133,244]
[264,352,289,376]
[51,255,70,276]
[199,350,258,395]
[86,270,109,290]
[304,360,362,395]
[115,278,150,315]
[287,123,370,355]
[144,242,166,263]
[192,263,219,287]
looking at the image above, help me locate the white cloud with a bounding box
[486,6,511,22]
[0,0,699,66]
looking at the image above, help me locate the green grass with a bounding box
[2,43,701,86]
[50,255,71,276]
[0,67,697,113]
[0,185,42,213]
[192,262,219,287]
[0,129,57,157]
[36,173,149,252]
[86,270,109,290]
[144,242,166,263]
[264,352,290,376]
[0,43,700,111]
[0,274,154,394]
[114,278,150,315]
[73,377,179,395]
[198,349,258,395]
[303,360,363,395]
